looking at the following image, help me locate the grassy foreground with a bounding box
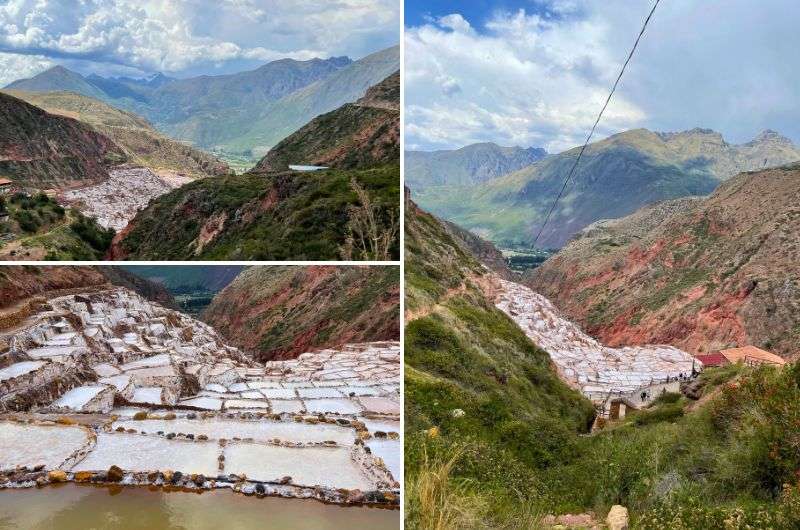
[406,362,800,529]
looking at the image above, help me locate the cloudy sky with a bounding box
[405,0,800,153]
[0,0,399,84]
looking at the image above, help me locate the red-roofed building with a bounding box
[719,346,785,367]
[695,353,729,367]
[0,177,12,194]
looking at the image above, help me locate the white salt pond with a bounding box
[366,439,401,481]
[0,422,89,470]
[289,165,329,171]
[0,361,44,382]
[112,418,355,445]
[72,433,218,476]
[304,399,363,415]
[224,444,374,490]
[0,485,399,529]
[270,400,305,414]
[358,397,400,416]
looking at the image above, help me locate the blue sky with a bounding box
[405,1,551,28]
[0,1,399,84]
[405,0,800,153]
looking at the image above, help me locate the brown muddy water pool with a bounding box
[0,484,399,529]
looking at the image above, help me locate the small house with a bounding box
[695,353,729,368]
[718,346,785,367]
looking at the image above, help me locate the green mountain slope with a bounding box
[414,128,800,249]
[109,165,399,261]
[4,90,231,179]
[0,92,126,190]
[404,199,595,524]
[204,266,399,361]
[406,143,547,189]
[255,71,399,173]
[151,57,353,151]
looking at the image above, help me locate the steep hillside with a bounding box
[527,163,800,359]
[0,92,126,190]
[98,266,177,309]
[256,71,399,173]
[223,46,400,156]
[0,193,115,261]
[415,128,800,248]
[404,199,595,522]
[109,165,399,261]
[406,200,800,529]
[406,143,547,189]
[4,90,231,179]
[0,266,108,309]
[204,266,399,362]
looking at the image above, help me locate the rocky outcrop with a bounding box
[203,266,400,361]
[527,164,800,359]
[0,92,126,190]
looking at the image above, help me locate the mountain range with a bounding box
[410,128,800,249]
[405,143,547,188]
[526,162,800,359]
[5,46,399,159]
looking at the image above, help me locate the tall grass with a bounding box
[405,445,547,530]
[405,447,479,530]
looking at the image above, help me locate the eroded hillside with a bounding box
[527,163,800,359]
[204,266,399,361]
[0,92,126,190]
[4,90,232,179]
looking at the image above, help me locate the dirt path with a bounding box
[404,271,503,322]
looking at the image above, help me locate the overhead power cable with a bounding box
[532,0,662,247]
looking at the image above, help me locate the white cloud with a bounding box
[406,0,800,152]
[0,50,52,85]
[0,0,398,77]
[405,7,645,152]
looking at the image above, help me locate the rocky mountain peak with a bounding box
[749,129,794,146]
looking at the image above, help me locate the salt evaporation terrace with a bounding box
[62,167,191,231]
[493,278,697,412]
[0,287,400,506]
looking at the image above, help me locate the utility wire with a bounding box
[532,0,662,247]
